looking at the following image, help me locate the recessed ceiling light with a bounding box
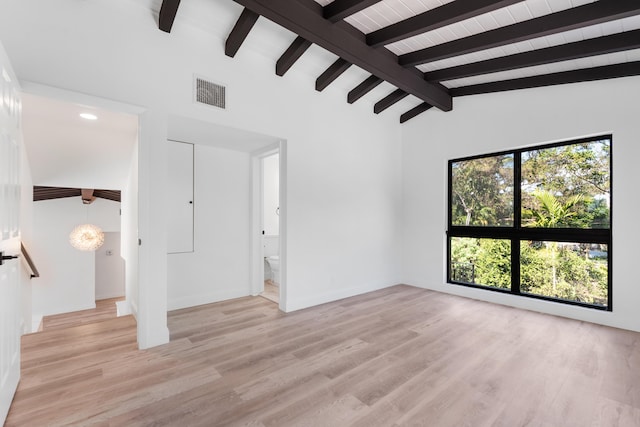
[80,113,98,120]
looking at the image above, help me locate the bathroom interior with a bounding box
[261,152,279,303]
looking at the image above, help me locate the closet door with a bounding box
[167,140,194,253]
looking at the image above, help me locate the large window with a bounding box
[447,135,611,310]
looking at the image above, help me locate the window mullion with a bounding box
[512,152,522,293]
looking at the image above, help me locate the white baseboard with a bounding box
[168,287,252,311]
[96,292,126,301]
[286,282,392,312]
[116,300,132,316]
[31,314,43,333]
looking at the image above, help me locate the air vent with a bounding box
[194,77,226,109]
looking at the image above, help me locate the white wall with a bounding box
[402,76,640,332]
[31,197,121,317]
[95,232,125,300]
[0,0,404,334]
[120,140,139,318]
[168,144,252,309]
[263,154,279,236]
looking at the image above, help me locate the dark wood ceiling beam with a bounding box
[400,102,433,124]
[316,58,352,91]
[400,0,640,66]
[450,61,640,97]
[33,186,121,202]
[276,36,313,76]
[347,75,383,104]
[231,0,452,111]
[94,190,122,203]
[324,0,381,23]
[158,0,182,33]
[368,0,523,48]
[225,8,260,58]
[426,29,640,82]
[33,186,80,201]
[374,89,409,114]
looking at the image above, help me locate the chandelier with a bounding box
[69,223,105,251]
[69,189,105,251]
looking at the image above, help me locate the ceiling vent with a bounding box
[194,76,226,109]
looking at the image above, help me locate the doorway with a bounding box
[261,152,280,304]
[165,115,285,311]
[19,86,140,330]
[251,141,286,311]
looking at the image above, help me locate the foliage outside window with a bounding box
[447,136,611,310]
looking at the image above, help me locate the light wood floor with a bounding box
[6,285,640,426]
[260,281,279,304]
[40,297,123,331]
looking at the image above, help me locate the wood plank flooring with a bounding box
[6,285,640,426]
[260,281,279,304]
[41,297,123,331]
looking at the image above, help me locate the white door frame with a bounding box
[251,140,286,311]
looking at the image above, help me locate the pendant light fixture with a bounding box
[69,189,105,251]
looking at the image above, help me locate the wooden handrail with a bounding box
[21,242,40,278]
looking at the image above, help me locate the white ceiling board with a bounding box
[418,15,640,73]
[343,0,454,34]
[385,0,597,56]
[21,93,138,189]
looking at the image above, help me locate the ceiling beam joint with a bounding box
[225,8,260,58]
[158,0,182,33]
[276,36,313,76]
[348,75,383,104]
[400,102,433,124]
[316,58,352,91]
[374,89,408,114]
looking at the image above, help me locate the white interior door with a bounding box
[0,45,23,424]
[167,140,194,254]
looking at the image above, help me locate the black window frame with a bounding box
[447,135,612,311]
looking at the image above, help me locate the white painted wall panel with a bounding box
[31,197,121,317]
[95,232,125,300]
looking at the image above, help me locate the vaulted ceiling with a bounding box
[158,0,640,123]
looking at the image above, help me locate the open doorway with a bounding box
[261,151,280,304]
[20,88,140,332]
[165,115,285,312]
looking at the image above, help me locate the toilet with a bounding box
[263,235,280,285]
